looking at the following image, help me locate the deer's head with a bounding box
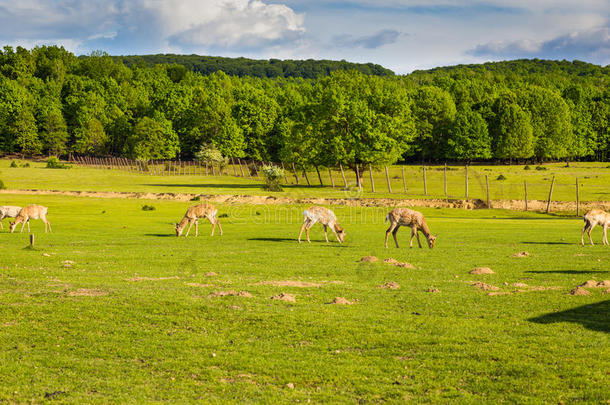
[335,225,346,243]
[8,221,17,233]
[427,235,437,249]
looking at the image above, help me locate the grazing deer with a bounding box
[175,203,222,237]
[0,206,22,229]
[9,204,51,233]
[385,208,436,249]
[298,206,346,243]
[581,209,610,246]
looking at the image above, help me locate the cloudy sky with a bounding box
[0,0,608,73]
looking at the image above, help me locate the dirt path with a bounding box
[2,188,609,211]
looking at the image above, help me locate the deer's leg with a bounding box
[216,220,223,236]
[185,219,194,237]
[587,223,595,245]
[603,225,608,245]
[210,217,216,236]
[298,221,308,243]
[323,225,329,243]
[305,223,312,243]
[0,216,3,229]
[194,220,199,237]
[385,222,397,248]
[27,220,30,233]
[409,227,416,248]
[392,225,400,248]
[20,220,26,233]
[582,222,589,246]
[416,230,422,248]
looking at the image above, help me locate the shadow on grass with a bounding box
[144,183,261,189]
[526,270,610,274]
[529,300,610,333]
[248,237,348,246]
[521,241,573,245]
[145,233,175,237]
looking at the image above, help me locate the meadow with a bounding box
[0,162,609,403]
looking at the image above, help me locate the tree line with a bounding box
[0,45,609,177]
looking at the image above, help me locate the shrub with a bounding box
[261,164,284,192]
[10,161,19,168]
[0,179,5,190]
[23,162,30,168]
[535,166,547,171]
[190,195,201,201]
[46,156,70,169]
[218,213,229,218]
[496,174,507,181]
[523,165,531,170]
[141,205,156,211]
[195,144,227,167]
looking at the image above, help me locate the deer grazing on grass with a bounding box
[0,206,22,229]
[298,206,346,243]
[385,208,436,249]
[581,209,610,246]
[175,203,222,237]
[9,205,51,233]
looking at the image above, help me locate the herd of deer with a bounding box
[1,203,609,247]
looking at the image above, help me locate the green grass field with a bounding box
[2,159,610,202]
[0,191,608,403]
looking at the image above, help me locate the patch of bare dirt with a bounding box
[360,256,379,263]
[204,272,218,277]
[487,291,512,296]
[186,283,212,288]
[579,280,598,288]
[68,288,108,297]
[574,253,585,257]
[328,297,356,305]
[126,276,179,282]
[511,251,530,258]
[518,286,561,292]
[208,290,252,298]
[256,280,322,288]
[596,280,610,287]
[472,282,500,291]
[270,293,296,302]
[378,282,400,289]
[512,282,529,288]
[62,260,75,268]
[426,288,440,293]
[383,258,416,269]
[470,267,494,275]
[569,287,591,296]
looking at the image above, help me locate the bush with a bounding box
[23,162,30,167]
[141,205,156,211]
[0,179,5,190]
[10,161,19,168]
[218,213,229,218]
[523,165,531,170]
[190,195,201,201]
[195,144,227,167]
[535,166,547,171]
[261,164,284,191]
[46,156,70,169]
[496,174,507,180]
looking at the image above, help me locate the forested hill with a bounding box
[111,54,395,78]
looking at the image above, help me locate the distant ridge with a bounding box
[111,54,394,78]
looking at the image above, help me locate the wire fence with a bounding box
[69,156,610,214]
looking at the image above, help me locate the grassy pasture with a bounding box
[2,159,610,202]
[0,193,608,403]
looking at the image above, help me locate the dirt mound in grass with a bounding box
[270,293,296,302]
[127,276,179,282]
[472,282,500,291]
[383,258,416,269]
[378,282,400,289]
[511,251,530,258]
[328,297,356,305]
[426,288,440,293]
[596,280,610,287]
[470,267,494,275]
[579,280,598,288]
[68,288,107,297]
[569,287,591,296]
[487,291,511,296]
[204,272,218,277]
[360,256,379,262]
[208,290,252,298]
[186,283,212,288]
[256,280,322,288]
[512,282,529,287]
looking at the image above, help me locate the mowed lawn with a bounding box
[0,194,608,403]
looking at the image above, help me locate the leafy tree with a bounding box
[411,86,456,161]
[125,113,179,160]
[491,101,534,161]
[10,108,41,156]
[40,108,68,156]
[74,117,108,155]
[445,107,491,162]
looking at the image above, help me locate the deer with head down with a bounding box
[175,203,222,237]
[9,204,51,233]
[298,206,346,243]
[581,208,610,246]
[385,207,436,249]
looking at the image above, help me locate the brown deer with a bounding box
[0,206,22,229]
[9,205,51,233]
[298,206,345,243]
[581,209,610,246]
[385,208,436,249]
[175,203,222,237]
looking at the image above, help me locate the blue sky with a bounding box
[0,0,608,73]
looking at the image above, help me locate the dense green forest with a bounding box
[1,45,609,171]
[112,54,394,78]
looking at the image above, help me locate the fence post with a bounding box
[444,163,447,198]
[465,164,469,199]
[576,177,580,217]
[423,165,428,196]
[291,162,299,184]
[402,166,407,193]
[546,175,555,214]
[339,163,348,189]
[486,175,491,208]
[524,180,528,211]
[369,165,375,193]
[328,167,335,188]
[385,166,392,194]
[30,234,35,248]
